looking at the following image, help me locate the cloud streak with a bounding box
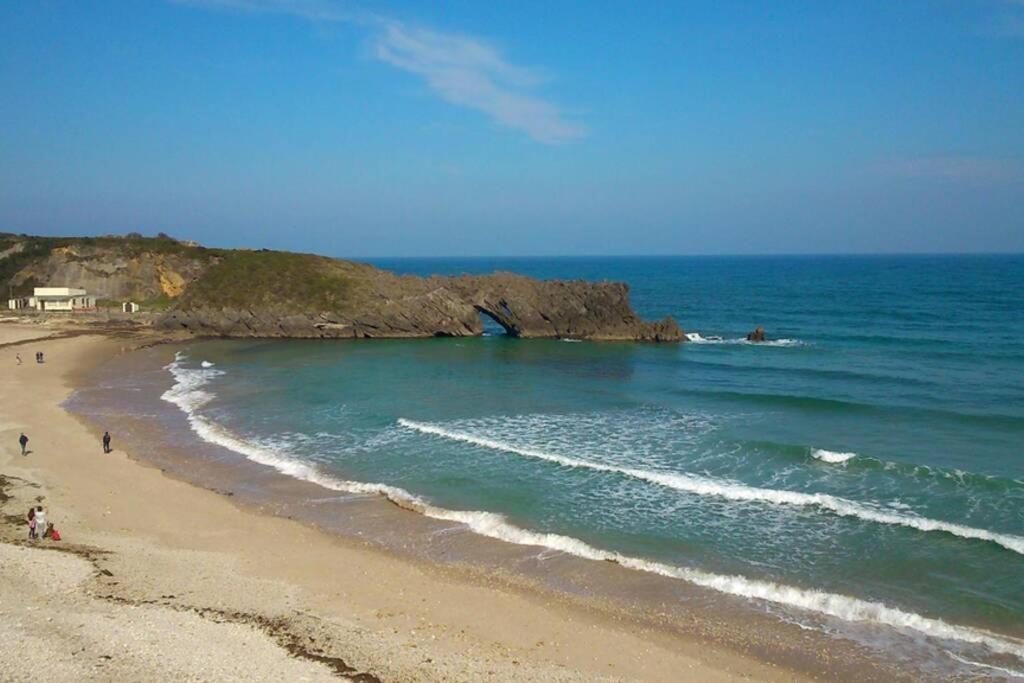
[372,23,585,144]
[175,0,586,144]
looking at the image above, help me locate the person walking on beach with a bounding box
[27,508,36,540]
[19,432,28,456]
[16,353,22,365]
[102,431,112,454]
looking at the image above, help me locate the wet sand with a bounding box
[0,322,895,681]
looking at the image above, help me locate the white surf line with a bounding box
[685,332,804,347]
[946,651,1024,679]
[811,448,857,464]
[397,419,1024,556]
[156,359,1024,665]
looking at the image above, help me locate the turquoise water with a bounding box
[163,256,1024,675]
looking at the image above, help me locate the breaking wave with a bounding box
[397,419,1024,556]
[156,353,1024,669]
[159,355,1024,668]
[811,448,857,464]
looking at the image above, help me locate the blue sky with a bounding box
[1,0,1022,256]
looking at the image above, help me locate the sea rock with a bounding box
[746,326,766,342]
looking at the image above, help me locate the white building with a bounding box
[8,287,98,312]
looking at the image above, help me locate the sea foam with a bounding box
[158,354,1024,668]
[397,419,1024,556]
[686,332,804,347]
[811,448,857,464]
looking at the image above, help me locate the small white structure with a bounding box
[7,297,31,310]
[122,301,140,313]
[30,287,96,312]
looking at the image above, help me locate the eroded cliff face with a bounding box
[157,256,682,341]
[10,245,212,301]
[449,272,681,341]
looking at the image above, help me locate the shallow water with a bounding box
[79,255,1024,678]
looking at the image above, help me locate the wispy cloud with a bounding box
[875,156,1022,181]
[372,23,585,144]
[174,0,586,144]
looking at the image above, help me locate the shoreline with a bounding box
[72,340,911,679]
[0,322,825,681]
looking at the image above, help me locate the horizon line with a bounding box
[350,251,1024,259]
[4,233,1022,259]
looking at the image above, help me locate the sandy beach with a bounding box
[0,322,812,682]
[5,1,1020,677]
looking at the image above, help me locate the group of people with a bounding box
[16,430,114,542]
[12,343,121,547]
[13,347,123,546]
[26,505,59,541]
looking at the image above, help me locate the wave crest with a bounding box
[158,355,1024,670]
[398,419,1024,556]
[811,448,857,464]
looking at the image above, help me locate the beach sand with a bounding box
[0,323,810,681]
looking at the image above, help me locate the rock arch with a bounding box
[473,304,518,337]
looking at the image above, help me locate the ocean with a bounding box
[74,255,1024,678]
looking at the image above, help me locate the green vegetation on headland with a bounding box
[175,250,364,315]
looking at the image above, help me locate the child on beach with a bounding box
[27,508,36,540]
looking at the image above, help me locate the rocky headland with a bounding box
[1,234,682,341]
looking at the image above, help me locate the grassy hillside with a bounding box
[172,250,366,314]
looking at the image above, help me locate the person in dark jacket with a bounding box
[102,431,112,453]
[19,432,28,456]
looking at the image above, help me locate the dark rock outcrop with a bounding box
[449,272,681,341]
[746,326,766,342]
[158,260,682,342]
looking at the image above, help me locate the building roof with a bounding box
[33,287,88,297]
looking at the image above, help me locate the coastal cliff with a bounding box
[1,234,215,303]
[1,234,682,341]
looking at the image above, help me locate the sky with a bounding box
[1,0,1022,256]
